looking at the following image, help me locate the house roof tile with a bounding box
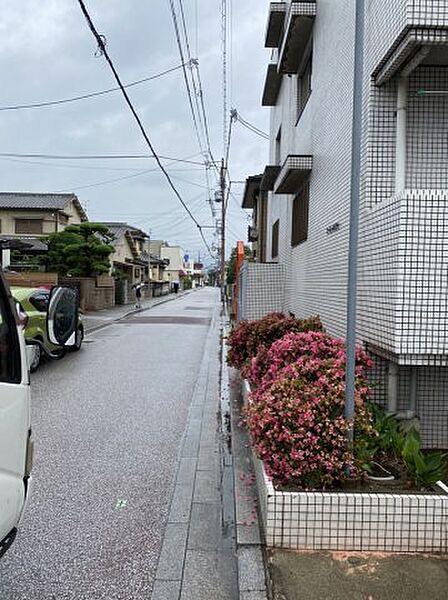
[0,192,88,220]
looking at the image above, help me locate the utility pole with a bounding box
[345,0,366,445]
[220,158,226,304]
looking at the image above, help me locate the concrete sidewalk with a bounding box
[151,307,239,600]
[83,291,189,333]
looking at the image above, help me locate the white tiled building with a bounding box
[242,0,448,446]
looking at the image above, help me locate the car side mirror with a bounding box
[46,286,79,347]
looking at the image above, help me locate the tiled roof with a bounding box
[0,192,88,221]
[103,222,149,239]
[0,192,74,210]
[0,235,48,251]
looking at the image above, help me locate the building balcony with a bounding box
[374,1,448,84]
[359,188,448,365]
[265,2,287,48]
[278,0,316,74]
[242,174,262,209]
[274,154,313,194]
[262,63,283,106]
[260,165,282,192]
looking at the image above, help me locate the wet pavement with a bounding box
[0,287,236,600]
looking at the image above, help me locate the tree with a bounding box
[44,223,115,277]
[226,244,252,285]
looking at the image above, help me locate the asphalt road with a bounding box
[0,288,219,600]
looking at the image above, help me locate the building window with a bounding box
[15,219,43,234]
[275,128,282,165]
[272,219,279,259]
[291,183,309,247]
[297,52,312,121]
[59,213,69,225]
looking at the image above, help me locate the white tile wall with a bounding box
[253,445,448,552]
[238,262,286,320]
[262,0,448,445]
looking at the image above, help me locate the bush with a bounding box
[227,313,323,376]
[245,332,374,489]
[247,330,371,388]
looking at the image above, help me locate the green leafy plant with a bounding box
[368,404,406,457]
[402,427,446,489]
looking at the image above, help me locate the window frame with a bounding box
[296,46,313,125]
[275,127,282,166]
[15,218,44,235]
[0,276,22,384]
[291,182,310,248]
[271,219,279,259]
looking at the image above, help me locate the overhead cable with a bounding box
[0,152,205,165]
[232,109,269,140]
[0,63,186,111]
[76,0,213,256]
[167,0,207,156]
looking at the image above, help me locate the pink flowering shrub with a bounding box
[247,330,372,388]
[227,313,323,376]
[245,331,374,488]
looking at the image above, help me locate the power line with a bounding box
[167,0,207,157]
[177,0,217,170]
[76,0,213,257]
[0,63,186,111]
[0,152,206,165]
[232,109,269,140]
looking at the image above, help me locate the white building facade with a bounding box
[249,0,448,447]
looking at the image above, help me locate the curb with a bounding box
[221,319,271,600]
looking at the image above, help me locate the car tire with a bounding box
[71,326,84,352]
[29,343,41,373]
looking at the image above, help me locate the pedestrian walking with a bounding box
[173,280,179,294]
[134,283,143,308]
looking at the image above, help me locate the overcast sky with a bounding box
[0,1,270,264]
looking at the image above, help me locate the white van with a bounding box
[0,270,78,557]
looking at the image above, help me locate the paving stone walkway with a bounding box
[151,308,239,600]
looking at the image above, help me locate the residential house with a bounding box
[104,222,150,285]
[0,192,87,269]
[151,240,186,288]
[241,0,448,447]
[105,223,171,300]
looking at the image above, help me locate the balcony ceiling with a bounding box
[278,1,316,74]
[374,28,448,85]
[260,165,281,192]
[262,63,283,106]
[265,2,287,48]
[242,174,262,209]
[274,155,313,194]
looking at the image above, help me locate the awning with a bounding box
[274,155,313,194]
[262,63,283,106]
[265,2,287,48]
[242,174,263,209]
[278,1,316,74]
[260,166,281,192]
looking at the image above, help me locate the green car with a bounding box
[11,287,84,372]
